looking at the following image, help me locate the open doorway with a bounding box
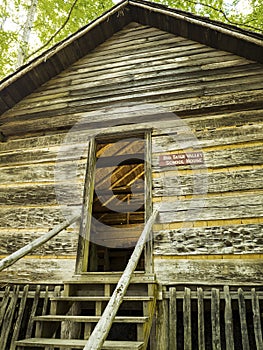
[86,134,148,272]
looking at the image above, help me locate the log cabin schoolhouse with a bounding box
[0,0,262,349]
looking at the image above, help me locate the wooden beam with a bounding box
[75,138,96,273]
[238,288,249,350]
[183,287,192,350]
[251,288,263,350]
[145,131,153,273]
[224,286,234,350]
[169,287,177,350]
[197,287,205,350]
[211,288,221,350]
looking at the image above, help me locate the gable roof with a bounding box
[0,0,262,115]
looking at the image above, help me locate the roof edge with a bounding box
[130,0,263,43]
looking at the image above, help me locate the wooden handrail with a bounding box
[0,215,80,272]
[83,208,159,350]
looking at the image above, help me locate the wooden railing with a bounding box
[83,208,159,350]
[0,215,79,272]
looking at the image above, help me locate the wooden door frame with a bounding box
[75,130,152,274]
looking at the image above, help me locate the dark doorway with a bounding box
[88,136,146,272]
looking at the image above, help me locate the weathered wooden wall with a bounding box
[0,22,262,283]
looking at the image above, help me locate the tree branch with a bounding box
[185,0,262,32]
[26,0,79,60]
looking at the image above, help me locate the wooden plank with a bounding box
[10,284,29,350]
[26,285,41,338]
[183,287,192,350]
[156,297,169,350]
[153,224,263,256]
[169,287,177,350]
[76,138,95,273]
[157,192,263,223]
[154,258,263,285]
[211,288,221,350]
[0,143,87,166]
[153,168,263,197]
[152,123,263,152]
[197,287,205,350]
[0,286,10,329]
[0,285,19,349]
[224,286,234,350]
[145,131,153,273]
[0,163,85,186]
[34,315,149,323]
[0,184,83,206]
[42,286,49,315]
[237,288,250,350]
[251,288,263,349]
[16,338,144,349]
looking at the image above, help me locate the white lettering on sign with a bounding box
[159,152,204,167]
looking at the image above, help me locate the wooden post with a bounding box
[238,288,249,350]
[83,209,158,350]
[183,287,192,350]
[224,286,234,350]
[251,288,263,350]
[10,285,29,350]
[0,215,79,272]
[169,287,177,350]
[145,131,153,273]
[156,291,169,350]
[26,285,41,338]
[197,287,205,350]
[211,288,221,350]
[42,286,49,316]
[75,138,96,273]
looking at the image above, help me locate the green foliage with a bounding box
[0,0,114,80]
[157,0,263,31]
[0,0,262,80]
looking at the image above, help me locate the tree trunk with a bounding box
[16,0,38,68]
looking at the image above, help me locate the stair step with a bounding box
[50,296,153,301]
[34,315,149,323]
[66,272,155,284]
[16,338,144,349]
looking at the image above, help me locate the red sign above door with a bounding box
[159,152,204,167]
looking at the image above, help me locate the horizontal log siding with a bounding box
[0,22,262,283]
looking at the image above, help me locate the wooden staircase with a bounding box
[16,272,157,350]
